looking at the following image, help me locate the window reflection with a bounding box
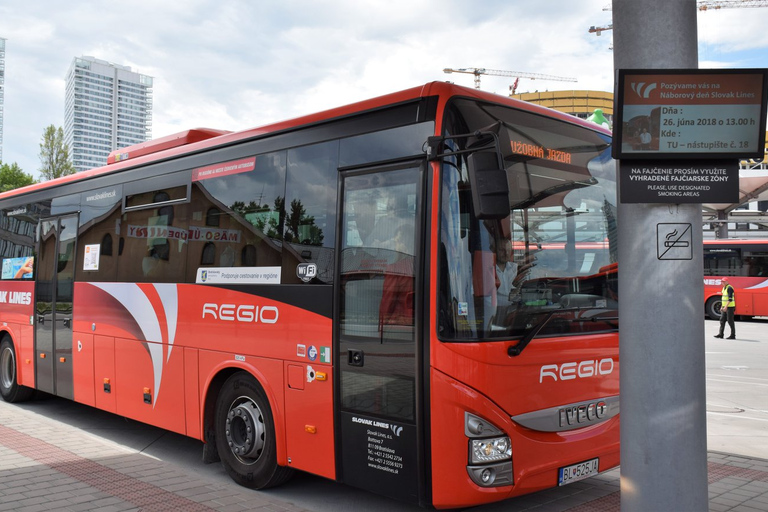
[117,190,188,283]
[282,142,339,283]
[438,99,618,341]
[191,151,286,280]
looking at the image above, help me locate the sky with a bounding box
[1,0,767,179]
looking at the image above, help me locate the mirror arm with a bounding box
[425,131,499,161]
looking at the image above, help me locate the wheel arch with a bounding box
[705,294,723,320]
[0,328,34,402]
[0,329,20,378]
[0,328,14,345]
[200,361,288,466]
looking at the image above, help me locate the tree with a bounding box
[38,125,75,180]
[284,198,323,245]
[0,162,37,192]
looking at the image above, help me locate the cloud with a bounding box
[0,0,766,178]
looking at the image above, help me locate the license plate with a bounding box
[558,458,599,486]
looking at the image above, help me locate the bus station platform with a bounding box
[1,397,767,512]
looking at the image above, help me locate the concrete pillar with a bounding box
[613,1,709,510]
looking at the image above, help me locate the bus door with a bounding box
[35,214,78,399]
[336,161,425,504]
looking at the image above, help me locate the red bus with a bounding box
[704,239,768,319]
[0,82,619,508]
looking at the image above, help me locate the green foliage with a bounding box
[231,196,323,244]
[0,162,37,192]
[38,125,75,180]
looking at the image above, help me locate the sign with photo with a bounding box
[614,68,768,160]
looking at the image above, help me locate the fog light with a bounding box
[467,462,514,487]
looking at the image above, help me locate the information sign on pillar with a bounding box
[613,68,768,204]
[619,159,738,203]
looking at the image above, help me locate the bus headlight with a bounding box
[470,436,512,464]
[465,413,514,487]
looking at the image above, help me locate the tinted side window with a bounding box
[339,122,433,167]
[283,141,339,284]
[190,152,286,283]
[76,186,123,282]
[0,209,37,280]
[117,191,189,283]
[704,248,741,277]
[743,249,768,277]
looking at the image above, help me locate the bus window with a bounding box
[76,185,123,282]
[0,206,42,276]
[743,251,768,276]
[282,141,339,284]
[190,151,286,283]
[704,247,740,276]
[118,190,189,283]
[438,98,618,341]
[339,165,420,421]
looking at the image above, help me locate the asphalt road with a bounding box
[703,316,768,459]
[7,317,767,512]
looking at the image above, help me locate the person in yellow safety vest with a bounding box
[714,276,736,340]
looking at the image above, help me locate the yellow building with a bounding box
[510,90,614,125]
[511,91,767,164]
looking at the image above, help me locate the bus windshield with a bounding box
[438,98,618,341]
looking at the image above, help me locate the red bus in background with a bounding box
[0,82,619,509]
[704,239,768,319]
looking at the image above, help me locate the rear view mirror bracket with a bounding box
[425,128,511,219]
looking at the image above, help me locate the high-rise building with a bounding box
[0,37,6,163]
[64,56,153,172]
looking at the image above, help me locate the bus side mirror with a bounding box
[467,150,510,219]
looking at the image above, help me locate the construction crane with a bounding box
[443,67,577,93]
[590,0,768,35]
[698,0,768,9]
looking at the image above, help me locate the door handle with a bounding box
[38,315,45,325]
[63,318,71,329]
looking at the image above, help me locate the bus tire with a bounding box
[215,371,294,489]
[705,296,722,320]
[0,337,34,403]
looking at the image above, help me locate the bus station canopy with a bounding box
[702,165,768,231]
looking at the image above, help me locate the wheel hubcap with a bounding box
[225,398,265,462]
[1,346,15,390]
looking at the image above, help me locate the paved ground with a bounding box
[0,401,310,512]
[1,318,767,511]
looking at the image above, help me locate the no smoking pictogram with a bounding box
[657,223,693,260]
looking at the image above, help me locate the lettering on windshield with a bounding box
[510,140,572,164]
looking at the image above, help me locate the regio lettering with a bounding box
[539,358,614,383]
[202,303,279,323]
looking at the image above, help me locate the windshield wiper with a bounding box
[572,315,618,329]
[507,307,618,357]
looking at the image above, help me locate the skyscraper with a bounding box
[64,56,153,172]
[0,37,6,163]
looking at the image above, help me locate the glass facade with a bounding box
[64,56,153,172]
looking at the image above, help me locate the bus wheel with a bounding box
[0,337,34,403]
[705,297,722,320]
[215,371,294,489]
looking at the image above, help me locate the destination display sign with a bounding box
[620,159,738,204]
[614,69,768,160]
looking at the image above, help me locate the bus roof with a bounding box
[106,128,231,164]
[1,81,611,202]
